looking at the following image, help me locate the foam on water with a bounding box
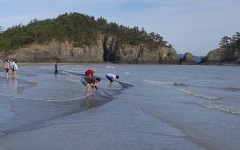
[179,88,223,100]
[225,87,240,92]
[105,66,115,68]
[200,103,240,116]
[0,93,87,102]
[143,79,186,87]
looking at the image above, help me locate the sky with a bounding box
[1,0,240,56]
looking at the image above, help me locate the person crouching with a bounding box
[81,76,101,96]
[106,73,119,87]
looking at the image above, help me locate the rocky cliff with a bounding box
[203,47,240,65]
[7,36,179,64]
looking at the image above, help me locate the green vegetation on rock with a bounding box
[0,12,168,53]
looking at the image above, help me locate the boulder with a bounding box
[180,52,196,65]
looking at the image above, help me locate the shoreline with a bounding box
[0,61,239,68]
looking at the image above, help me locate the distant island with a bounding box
[178,54,202,63]
[0,12,239,65]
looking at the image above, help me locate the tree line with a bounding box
[0,12,168,53]
[219,32,240,50]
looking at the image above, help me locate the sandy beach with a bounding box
[1,64,240,150]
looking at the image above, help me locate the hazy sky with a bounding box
[1,0,239,56]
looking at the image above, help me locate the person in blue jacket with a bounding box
[54,63,58,75]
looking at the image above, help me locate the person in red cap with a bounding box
[85,69,95,77]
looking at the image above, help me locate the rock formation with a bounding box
[180,52,196,65]
[202,47,240,65]
[7,36,179,64]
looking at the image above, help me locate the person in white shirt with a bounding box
[11,60,15,73]
[106,73,119,87]
[13,59,18,77]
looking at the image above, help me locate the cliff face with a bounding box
[9,40,104,63]
[204,47,240,64]
[7,36,179,64]
[103,35,179,64]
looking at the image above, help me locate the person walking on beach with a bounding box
[9,59,13,73]
[12,59,18,78]
[85,69,95,77]
[54,63,58,75]
[106,73,119,87]
[81,76,101,96]
[4,59,10,78]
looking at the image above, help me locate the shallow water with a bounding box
[0,64,239,150]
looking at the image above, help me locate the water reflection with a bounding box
[81,95,97,109]
[5,75,18,96]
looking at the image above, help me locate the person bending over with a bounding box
[85,69,95,77]
[81,76,101,96]
[106,73,119,87]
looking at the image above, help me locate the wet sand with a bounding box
[0,99,205,150]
